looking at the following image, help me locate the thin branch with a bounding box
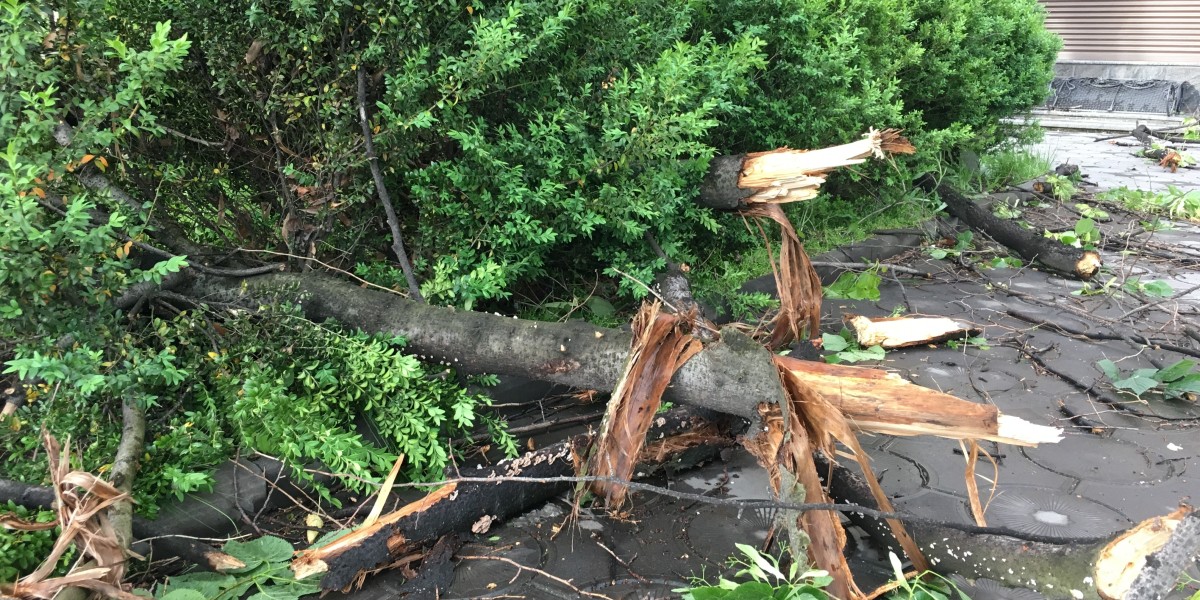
[457,555,612,599]
[810,261,932,277]
[356,67,423,302]
[160,126,223,148]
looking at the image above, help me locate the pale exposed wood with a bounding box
[777,356,1064,446]
[736,129,915,205]
[847,314,980,349]
[1096,505,1191,600]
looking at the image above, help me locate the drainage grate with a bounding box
[1045,77,1200,116]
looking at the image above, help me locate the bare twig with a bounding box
[457,555,612,599]
[356,67,423,302]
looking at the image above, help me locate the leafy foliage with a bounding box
[1100,186,1200,222]
[104,0,1057,309]
[1097,359,1200,402]
[821,331,887,364]
[676,543,833,600]
[153,536,319,600]
[824,268,882,301]
[0,502,76,582]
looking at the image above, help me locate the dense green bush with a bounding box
[0,0,513,516]
[101,0,1058,309]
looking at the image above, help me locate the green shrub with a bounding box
[94,0,1058,310]
[0,502,75,582]
[0,1,513,515]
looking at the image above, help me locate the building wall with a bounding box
[1038,1,1200,65]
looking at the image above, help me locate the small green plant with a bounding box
[1182,118,1200,141]
[676,543,833,600]
[1175,571,1200,600]
[886,552,969,600]
[984,256,1023,269]
[946,336,990,351]
[1100,186,1200,221]
[1097,358,1200,401]
[153,536,319,600]
[1043,174,1078,203]
[992,199,1022,220]
[1074,203,1109,220]
[0,502,76,582]
[928,231,974,261]
[822,331,887,364]
[824,267,883,302]
[1044,218,1099,249]
[1122,277,1174,298]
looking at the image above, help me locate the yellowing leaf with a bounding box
[96,156,108,172]
[80,154,95,165]
[305,513,324,544]
[32,187,45,198]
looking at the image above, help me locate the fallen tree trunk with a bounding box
[917,175,1101,280]
[292,406,736,589]
[187,272,1059,446]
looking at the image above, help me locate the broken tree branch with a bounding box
[187,272,1060,446]
[356,67,423,302]
[700,129,915,208]
[918,175,1101,280]
[291,406,734,589]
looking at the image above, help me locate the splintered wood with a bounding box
[776,356,1063,446]
[846,314,981,349]
[738,129,915,204]
[588,302,703,508]
[742,203,823,349]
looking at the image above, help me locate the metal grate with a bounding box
[1045,77,1200,116]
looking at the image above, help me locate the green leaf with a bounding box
[158,573,235,599]
[1113,374,1158,397]
[1097,359,1120,381]
[224,535,295,566]
[1164,373,1200,398]
[1141,280,1174,298]
[1154,360,1196,383]
[723,581,776,599]
[586,296,615,318]
[821,333,848,352]
[160,590,209,600]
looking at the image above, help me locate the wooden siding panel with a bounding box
[1039,0,1200,64]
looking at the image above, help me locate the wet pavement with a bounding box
[340,131,1200,599]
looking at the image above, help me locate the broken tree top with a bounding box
[699,129,916,209]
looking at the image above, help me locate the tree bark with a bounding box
[185,272,1059,446]
[918,175,1101,280]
